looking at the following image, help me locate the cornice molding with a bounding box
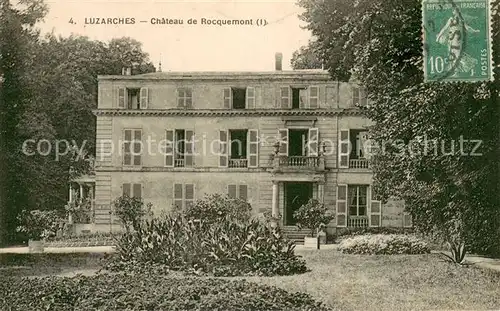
[92,108,365,117]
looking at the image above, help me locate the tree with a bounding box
[291,40,323,69]
[0,0,47,246]
[296,0,500,256]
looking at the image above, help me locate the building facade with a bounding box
[89,56,411,235]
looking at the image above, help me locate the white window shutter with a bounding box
[133,130,142,166]
[184,130,194,167]
[173,183,183,210]
[140,87,149,109]
[339,129,350,168]
[299,88,308,108]
[336,184,348,227]
[228,184,237,199]
[280,87,290,109]
[133,183,142,199]
[248,129,259,168]
[223,88,232,109]
[278,129,288,156]
[246,87,255,109]
[219,130,229,167]
[123,129,132,165]
[185,184,195,209]
[309,86,319,109]
[239,185,248,201]
[165,130,174,167]
[118,88,126,108]
[308,128,319,156]
[370,200,382,227]
[352,86,360,106]
[122,183,131,197]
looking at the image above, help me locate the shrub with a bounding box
[113,195,153,232]
[338,234,431,255]
[183,194,252,224]
[0,274,332,311]
[293,199,334,237]
[104,214,307,277]
[15,209,63,240]
[335,227,415,241]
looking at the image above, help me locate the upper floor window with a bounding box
[352,86,367,106]
[123,129,142,166]
[219,129,259,168]
[338,129,371,169]
[177,88,193,108]
[173,183,195,210]
[118,87,149,109]
[280,86,319,109]
[223,87,255,109]
[278,128,319,157]
[165,129,194,168]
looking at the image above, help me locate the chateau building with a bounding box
[71,54,411,235]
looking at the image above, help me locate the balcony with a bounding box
[279,156,319,167]
[348,216,369,228]
[174,158,185,167]
[229,158,248,168]
[349,158,369,169]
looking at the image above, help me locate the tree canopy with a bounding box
[294,0,500,255]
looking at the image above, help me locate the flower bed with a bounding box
[0,274,332,311]
[338,234,431,255]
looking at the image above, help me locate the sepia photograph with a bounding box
[0,0,499,310]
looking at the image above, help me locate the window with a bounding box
[280,86,319,109]
[219,129,259,168]
[177,88,192,108]
[352,86,367,106]
[277,128,319,157]
[123,129,142,166]
[122,183,142,198]
[228,184,248,201]
[350,129,369,159]
[339,129,371,168]
[173,183,195,210]
[348,185,368,216]
[223,87,255,109]
[118,87,148,109]
[165,129,194,167]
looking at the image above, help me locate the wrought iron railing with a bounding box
[348,216,369,228]
[229,158,248,168]
[279,156,319,167]
[174,158,185,167]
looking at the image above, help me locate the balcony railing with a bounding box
[174,158,185,167]
[349,158,369,169]
[348,216,369,228]
[229,158,248,168]
[279,156,319,167]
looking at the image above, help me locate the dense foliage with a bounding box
[183,194,252,224]
[0,274,331,311]
[293,199,334,237]
[338,234,431,255]
[113,195,153,232]
[294,0,500,256]
[334,227,415,241]
[15,209,63,240]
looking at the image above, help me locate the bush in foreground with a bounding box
[338,234,430,255]
[0,274,332,311]
[104,214,307,277]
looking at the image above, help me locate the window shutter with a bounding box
[370,200,382,227]
[280,87,290,109]
[339,129,350,168]
[219,130,229,167]
[185,184,195,208]
[177,88,185,108]
[123,130,132,165]
[239,185,248,201]
[140,87,149,109]
[228,185,237,199]
[223,88,232,108]
[185,89,193,108]
[184,130,194,167]
[133,130,142,166]
[165,130,174,167]
[336,184,348,227]
[174,184,183,210]
[246,87,255,109]
[309,86,319,109]
[352,86,360,106]
[118,88,126,108]
[122,183,131,197]
[278,129,289,156]
[403,212,412,227]
[133,183,142,198]
[360,88,367,106]
[308,128,319,156]
[248,129,259,168]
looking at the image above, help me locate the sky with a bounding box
[38,0,313,71]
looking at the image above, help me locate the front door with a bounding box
[284,182,313,225]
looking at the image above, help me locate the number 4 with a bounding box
[69,18,75,24]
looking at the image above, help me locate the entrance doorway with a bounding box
[284,182,313,225]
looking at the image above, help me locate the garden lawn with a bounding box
[238,249,500,311]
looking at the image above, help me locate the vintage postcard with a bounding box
[0,0,498,310]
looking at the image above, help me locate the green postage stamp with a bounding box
[422,0,494,82]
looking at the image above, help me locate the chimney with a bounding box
[275,52,283,71]
[126,67,132,75]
